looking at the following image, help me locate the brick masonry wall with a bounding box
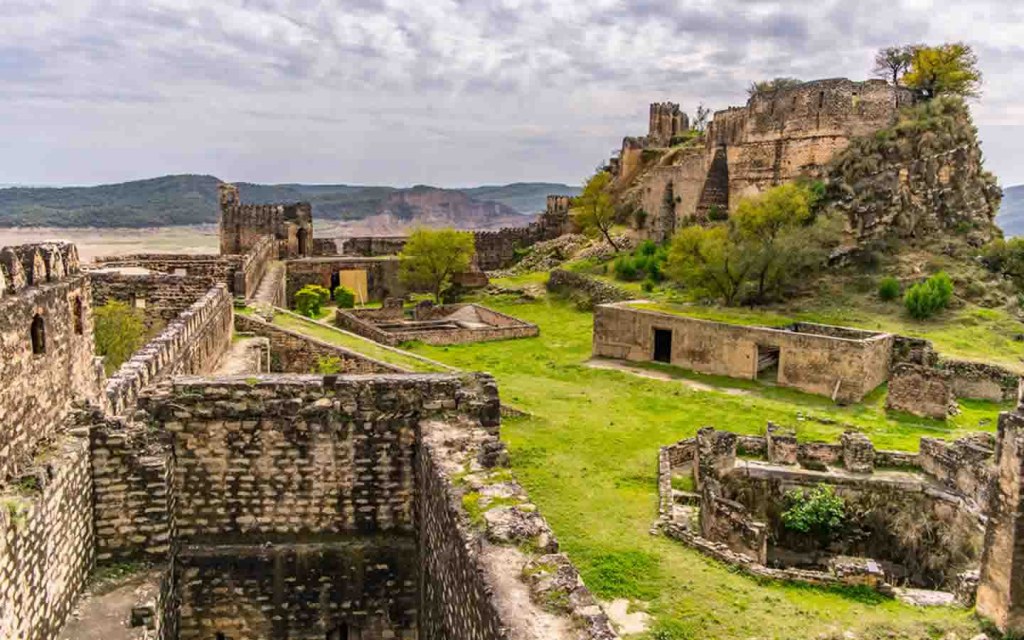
[234,312,406,374]
[105,285,233,415]
[0,433,95,640]
[0,259,104,479]
[175,541,418,640]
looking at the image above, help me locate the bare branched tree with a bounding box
[873,45,916,86]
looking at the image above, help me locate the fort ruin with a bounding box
[0,191,616,639]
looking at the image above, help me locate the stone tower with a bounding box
[648,102,689,146]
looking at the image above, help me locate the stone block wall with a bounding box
[89,414,173,562]
[919,433,995,511]
[0,243,103,479]
[232,234,277,299]
[593,302,893,403]
[92,253,238,291]
[219,183,314,259]
[175,541,419,640]
[0,433,94,640]
[284,256,404,305]
[105,285,233,415]
[886,363,954,419]
[335,303,539,347]
[88,270,214,331]
[234,312,406,374]
[341,236,410,257]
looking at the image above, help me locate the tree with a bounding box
[903,43,982,99]
[94,300,146,375]
[398,228,476,303]
[747,77,803,97]
[732,182,827,302]
[572,171,620,251]
[294,284,330,317]
[692,103,711,132]
[904,272,954,319]
[872,45,915,86]
[666,225,753,305]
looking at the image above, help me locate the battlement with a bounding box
[0,242,81,298]
[218,182,313,258]
[546,194,574,214]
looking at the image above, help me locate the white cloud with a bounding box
[0,0,1021,186]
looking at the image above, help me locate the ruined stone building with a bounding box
[614,79,915,242]
[0,235,618,640]
[218,182,314,258]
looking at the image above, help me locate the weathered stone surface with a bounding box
[886,363,954,419]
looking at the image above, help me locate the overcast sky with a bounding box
[2,0,1021,188]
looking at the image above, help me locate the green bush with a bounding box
[333,286,356,308]
[904,272,954,319]
[781,485,846,538]
[878,276,901,301]
[613,256,639,281]
[94,300,147,375]
[313,355,343,374]
[294,284,331,318]
[707,204,728,222]
[612,243,668,283]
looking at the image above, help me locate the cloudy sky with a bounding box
[2,0,1022,188]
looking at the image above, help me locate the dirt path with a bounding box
[214,336,267,375]
[586,358,751,396]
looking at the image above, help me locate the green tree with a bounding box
[747,77,803,97]
[666,225,753,305]
[733,183,818,301]
[904,272,954,319]
[981,238,1024,290]
[903,43,982,99]
[294,284,330,317]
[572,172,620,251]
[873,45,916,86]
[333,285,356,309]
[398,228,476,303]
[781,485,847,539]
[94,300,146,375]
[878,276,901,301]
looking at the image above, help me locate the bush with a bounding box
[333,286,356,308]
[294,284,331,318]
[707,204,728,222]
[94,301,147,375]
[878,276,901,301]
[904,272,954,319]
[313,356,343,374]
[613,256,639,281]
[612,243,668,283]
[781,485,846,538]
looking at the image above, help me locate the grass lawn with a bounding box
[409,289,1000,639]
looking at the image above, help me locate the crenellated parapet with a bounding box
[0,242,80,297]
[218,182,313,259]
[649,102,689,146]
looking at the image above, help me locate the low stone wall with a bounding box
[941,359,1020,403]
[886,363,954,419]
[336,303,539,347]
[105,285,233,415]
[234,312,406,374]
[340,236,409,257]
[919,434,995,512]
[285,256,403,304]
[93,253,238,289]
[312,237,338,256]
[232,234,277,299]
[547,269,631,309]
[89,270,213,331]
[0,432,95,640]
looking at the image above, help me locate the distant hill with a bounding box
[997,185,1024,237]
[0,174,581,228]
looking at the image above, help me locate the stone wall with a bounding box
[234,312,406,374]
[105,285,233,415]
[285,256,404,305]
[648,102,689,146]
[233,234,277,299]
[219,183,314,259]
[312,237,338,256]
[93,253,237,290]
[547,269,631,310]
[918,433,995,512]
[593,302,893,403]
[88,270,213,331]
[886,363,954,419]
[639,148,708,242]
[340,236,410,257]
[175,541,419,640]
[0,243,103,479]
[335,303,539,347]
[0,433,95,640]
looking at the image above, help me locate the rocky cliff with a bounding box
[827,97,1002,246]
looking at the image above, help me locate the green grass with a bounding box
[410,291,995,639]
[268,310,450,373]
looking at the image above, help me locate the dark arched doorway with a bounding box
[297,227,309,256]
[31,314,46,355]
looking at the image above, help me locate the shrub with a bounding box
[706,204,728,222]
[294,284,330,318]
[613,256,640,281]
[904,272,954,319]
[333,286,356,308]
[313,356,344,374]
[878,276,901,301]
[781,485,846,538]
[94,300,147,375]
[641,279,655,293]
[638,240,658,257]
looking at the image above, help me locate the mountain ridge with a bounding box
[996,184,1024,237]
[0,174,581,229]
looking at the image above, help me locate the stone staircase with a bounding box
[251,260,285,307]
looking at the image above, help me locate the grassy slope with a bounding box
[409,289,995,639]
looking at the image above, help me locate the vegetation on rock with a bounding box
[572,172,620,251]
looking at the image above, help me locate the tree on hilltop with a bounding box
[572,171,620,251]
[873,45,917,86]
[747,77,803,97]
[398,228,476,303]
[903,42,983,99]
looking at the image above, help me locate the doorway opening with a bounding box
[756,344,780,383]
[326,625,349,640]
[297,227,309,256]
[653,328,672,363]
